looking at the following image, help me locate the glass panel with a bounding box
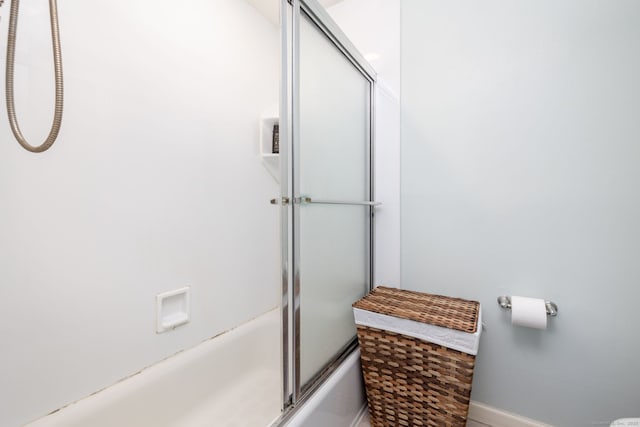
[298,11,370,386]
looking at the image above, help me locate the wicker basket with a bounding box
[353,286,481,427]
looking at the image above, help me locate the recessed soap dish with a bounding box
[156,287,190,333]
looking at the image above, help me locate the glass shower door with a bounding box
[293,8,374,394]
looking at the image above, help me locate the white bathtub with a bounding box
[283,349,367,427]
[26,309,282,427]
[24,307,367,427]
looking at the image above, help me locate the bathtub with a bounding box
[283,349,367,427]
[24,307,367,427]
[25,309,282,427]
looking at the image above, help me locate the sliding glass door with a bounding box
[278,0,376,411]
[296,9,372,390]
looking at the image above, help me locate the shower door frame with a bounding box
[277,0,377,421]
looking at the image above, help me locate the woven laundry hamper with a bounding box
[353,286,482,427]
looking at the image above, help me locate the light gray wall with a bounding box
[401,1,640,425]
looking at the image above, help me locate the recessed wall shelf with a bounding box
[259,113,280,183]
[156,287,191,333]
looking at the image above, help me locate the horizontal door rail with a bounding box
[298,196,381,206]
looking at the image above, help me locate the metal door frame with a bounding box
[276,0,376,422]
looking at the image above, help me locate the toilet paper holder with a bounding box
[497,296,558,317]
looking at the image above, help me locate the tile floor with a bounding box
[356,411,370,427]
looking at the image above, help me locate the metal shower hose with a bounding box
[5,0,63,153]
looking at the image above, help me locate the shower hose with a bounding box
[4,0,63,153]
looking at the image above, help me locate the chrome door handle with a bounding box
[296,196,381,206]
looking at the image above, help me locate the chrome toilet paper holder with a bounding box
[497,296,558,317]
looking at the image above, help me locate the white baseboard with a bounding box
[468,401,552,427]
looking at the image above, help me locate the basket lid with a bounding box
[353,286,480,333]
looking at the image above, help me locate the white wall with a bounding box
[0,1,280,426]
[327,0,402,288]
[401,1,640,425]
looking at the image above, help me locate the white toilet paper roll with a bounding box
[511,296,547,329]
